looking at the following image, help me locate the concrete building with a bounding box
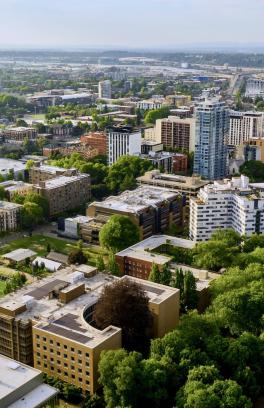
[193,99,229,181]
[164,94,191,107]
[0,355,58,408]
[1,127,37,144]
[80,132,107,156]
[228,111,263,146]
[98,80,112,99]
[33,174,91,216]
[155,116,195,152]
[141,140,163,154]
[0,181,33,200]
[190,175,264,241]
[87,186,184,242]
[29,164,77,184]
[0,201,22,232]
[249,138,264,162]
[0,268,180,394]
[245,77,264,98]
[136,99,163,110]
[59,215,92,239]
[0,158,26,179]
[144,127,157,141]
[107,126,141,165]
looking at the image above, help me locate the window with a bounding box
[64,354,67,358]
[64,345,67,350]
[71,347,74,352]
[78,359,82,364]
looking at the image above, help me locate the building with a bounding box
[107,126,141,165]
[136,99,163,110]
[144,127,157,141]
[190,175,264,241]
[0,158,26,179]
[87,186,184,242]
[245,77,264,98]
[80,132,107,155]
[0,201,22,232]
[173,153,188,173]
[164,94,191,107]
[1,127,37,144]
[33,174,91,216]
[0,268,180,394]
[155,116,195,152]
[98,80,112,99]
[0,181,33,200]
[141,140,163,154]
[29,164,77,184]
[137,170,209,208]
[59,215,92,239]
[116,235,194,280]
[193,99,229,180]
[228,111,263,146]
[0,355,58,408]
[249,138,264,162]
[137,151,175,173]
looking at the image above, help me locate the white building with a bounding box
[0,158,26,179]
[190,175,264,241]
[98,80,112,99]
[63,215,92,238]
[0,201,22,232]
[228,111,263,145]
[245,77,264,98]
[107,127,141,165]
[0,355,58,408]
[136,99,164,110]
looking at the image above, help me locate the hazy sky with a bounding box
[0,0,263,49]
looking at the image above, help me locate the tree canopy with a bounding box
[99,215,140,252]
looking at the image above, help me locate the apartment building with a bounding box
[0,268,180,394]
[33,174,91,216]
[0,355,58,408]
[156,116,196,152]
[228,111,263,145]
[245,77,264,98]
[0,201,22,232]
[193,99,229,181]
[107,126,141,165]
[29,164,77,184]
[87,186,184,242]
[249,138,264,162]
[80,132,107,155]
[136,99,163,110]
[190,175,264,241]
[164,94,191,107]
[0,158,26,179]
[1,127,37,144]
[98,80,112,99]
[0,181,33,200]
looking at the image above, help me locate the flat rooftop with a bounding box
[137,171,209,190]
[2,248,37,262]
[116,235,195,264]
[37,174,88,189]
[91,186,179,214]
[33,164,75,174]
[0,200,22,210]
[0,159,26,173]
[0,267,178,347]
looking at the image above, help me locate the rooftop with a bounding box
[37,174,89,189]
[33,164,75,174]
[0,201,22,211]
[91,186,179,214]
[137,170,209,190]
[0,158,26,173]
[2,248,37,262]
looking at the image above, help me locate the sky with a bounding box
[0,0,263,50]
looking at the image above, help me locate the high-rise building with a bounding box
[107,126,141,165]
[155,116,195,152]
[228,111,263,145]
[193,99,229,181]
[190,175,264,241]
[98,80,112,99]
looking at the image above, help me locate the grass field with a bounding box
[0,280,6,297]
[0,235,108,267]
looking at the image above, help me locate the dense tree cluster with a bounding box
[239,160,264,182]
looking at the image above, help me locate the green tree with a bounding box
[96,255,105,272]
[99,215,140,252]
[193,240,238,271]
[25,160,35,170]
[144,107,170,125]
[21,202,44,229]
[243,233,264,252]
[107,253,120,276]
[16,118,28,127]
[148,263,161,283]
[211,228,241,247]
[0,185,5,200]
[239,161,264,182]
[68,249,87,265]
[159,264,172,286]
[24,193,49,218]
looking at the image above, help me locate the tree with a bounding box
[149,263,161,283]
[144,107,170,125]
[25,160,35,170]
[93,278,153,353]
[96,255,105,272]
[239,161,264,182]
[172,269,198,313]
[24,193,49,218]
[243,233,264,252]
[211,228,241,247]
[159,264,172,286]
[16,119,28,127]
[21,202,44,229]
[107,253,120,276]
[68,248,87,265]
[193,240,238,271]
[99,215,140,252]
[0,185,5,200]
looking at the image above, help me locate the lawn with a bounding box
[0,235,109,267]
[0,280,6,297]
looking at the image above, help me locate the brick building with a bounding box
[80,132,107,156]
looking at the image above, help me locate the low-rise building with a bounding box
[87,186,185,241]
[1,127,37,144]
[59,215,92,239]
[190,175,264,241]
[80,132,107,155]
[0,181,33,200]
[0,201,22,232]
[34,174,91,216]
[0,355,58,408]
[0,158,26,179]
[136,99,163,110]
[0,268,180,394]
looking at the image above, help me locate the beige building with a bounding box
[164,94,192,107]
[0,267,180,394]
[0,181,33,200]
[155,116,196,152]
[248,138,264,162]
[0,201,22,232]
[29,164,77,184]
[33,174,91,216]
